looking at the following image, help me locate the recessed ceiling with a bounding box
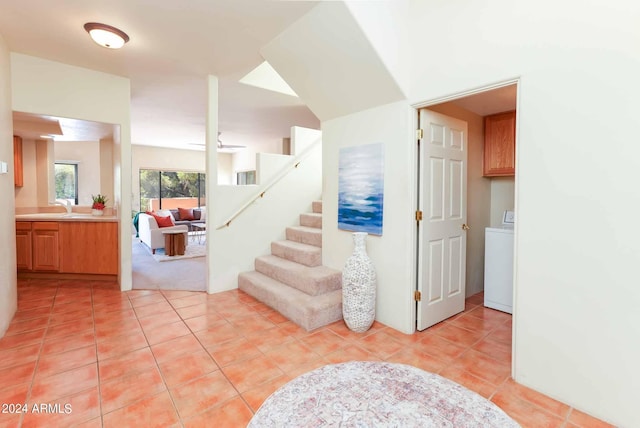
[0,1,321,151]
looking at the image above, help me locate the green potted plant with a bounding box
[91,194,108,216]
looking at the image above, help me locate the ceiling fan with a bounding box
[216,132,246,151]
[187,132,247,152]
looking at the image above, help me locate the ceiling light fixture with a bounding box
[83,22,129,49]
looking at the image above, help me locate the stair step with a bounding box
[271,240,322,267]
[312,200,322,214]
[286,226,322,247]
[255,255,341,296]
[300,212,322,229]
[239,271,342,331]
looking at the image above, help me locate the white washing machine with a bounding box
[484,211,514,314]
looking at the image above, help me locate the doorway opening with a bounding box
[413,81,519,367]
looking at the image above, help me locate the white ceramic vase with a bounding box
[91,209,104,216]
[342,232,377,333]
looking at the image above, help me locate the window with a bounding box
[54,163,78,205]
[236,170,256,185]
[139,169,206,212]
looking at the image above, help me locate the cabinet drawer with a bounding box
[32,222,59,231]
[16,221,32,231]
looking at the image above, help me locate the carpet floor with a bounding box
[151,244,206,262]
[132,238,206,292]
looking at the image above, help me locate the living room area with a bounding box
[133,205,208,293]
[131,147,210,292]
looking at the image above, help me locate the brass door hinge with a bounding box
[415,210,423,221]
[414,290,422,301]
[416,129,423,140]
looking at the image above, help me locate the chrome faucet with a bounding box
[50,199,72,214]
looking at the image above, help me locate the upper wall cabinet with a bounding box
[483,111,515,177]
[14,135,23,187]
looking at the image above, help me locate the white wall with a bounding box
[291,127,321,155]
[54,140,101,206]
[100,138,114,205]
[131,145,206,212]
[231,139,281,180]
[406,0,640,425]
[0,33,17,338]
[323,101,415,334]
[11,54,132,290]
[427,103,490,297]
[490,177,515,227]
[217,152,233,185]
[344,0,411,97]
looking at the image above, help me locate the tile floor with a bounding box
[0,279,613,428]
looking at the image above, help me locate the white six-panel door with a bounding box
[417,109,468,331]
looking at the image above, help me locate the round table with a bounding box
[248,361,519,427]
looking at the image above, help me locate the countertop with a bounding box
[15,213,118,222]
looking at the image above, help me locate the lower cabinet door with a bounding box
[59,222,118,274]
[16,229,32,271]
[32,229,60,271]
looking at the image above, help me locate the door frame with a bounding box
[410,77,521,376]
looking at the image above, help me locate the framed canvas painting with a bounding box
[338,143,384,235]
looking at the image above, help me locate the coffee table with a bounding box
[190,222,206,245]
[161,230,186,256]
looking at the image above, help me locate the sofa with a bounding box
[167,207,206,231]
[138,212,189,254]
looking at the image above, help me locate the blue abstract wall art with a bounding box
[338,143,384,236]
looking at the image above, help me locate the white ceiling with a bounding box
[0,0,321,150]
[13,111,115,142]
[450,85,517,116]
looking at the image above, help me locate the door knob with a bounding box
[462,224,470,230]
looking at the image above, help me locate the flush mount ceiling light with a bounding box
[83,22,129,49]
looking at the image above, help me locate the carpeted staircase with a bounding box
[238,200,343,331]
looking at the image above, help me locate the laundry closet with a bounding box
[422,84,516,323]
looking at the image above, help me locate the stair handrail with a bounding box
[215,136,322,230]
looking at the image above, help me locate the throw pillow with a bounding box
[156,209,176,225]
[178,207,195,221]
[198,207,207,222]
[156,215,174,228]
[146,211,174,228]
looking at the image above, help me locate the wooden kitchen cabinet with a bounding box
[16,220,118,276]
[483,110,516,177]
[59,222,118,275]
[32,222,60,272]
[14,136,23,187]
[15,222,32,271]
